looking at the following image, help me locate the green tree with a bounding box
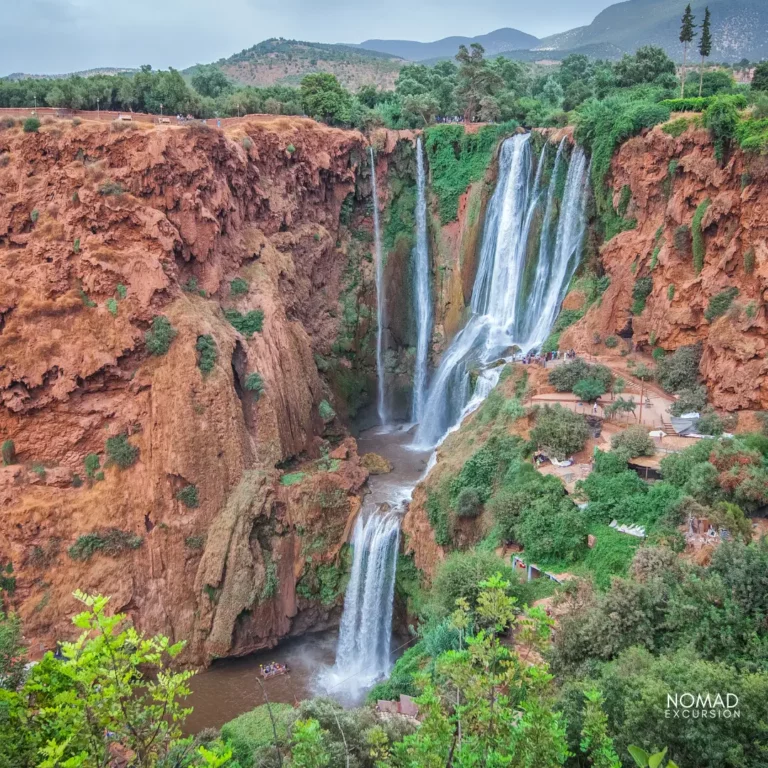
[454,43,503,123]
[31,591,195,766]
[614,47,676,88]
[0,610,26,691]
[752,61,768,92]
[573,377,606,403]
[531,404,591,460]
[679,4,697,98]
[191,65,233,99]
[290,719,330,768]
[300,73,351,126]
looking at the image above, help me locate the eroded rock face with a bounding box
[560,125,768,411]
[0,117,378,663]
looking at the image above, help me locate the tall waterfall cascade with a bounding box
[413,133,590,449]
[412,137,433,423]
[321,508,402,694]
[370,147,388,425]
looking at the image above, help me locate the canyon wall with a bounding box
[0,116,398,664]
[561,123,768,411]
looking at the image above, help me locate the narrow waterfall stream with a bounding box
[370,147,388,426]
[412,137,432,423]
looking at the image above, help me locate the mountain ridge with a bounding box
[356,28,540,62]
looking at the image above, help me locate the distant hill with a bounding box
[357,28,540,62]
[536,0,768,62]
[421,42,626,67]
[3,67,138,81]
[213,38,405,91]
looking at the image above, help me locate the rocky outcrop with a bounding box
[560,123,768,411]
[0,116,380,663]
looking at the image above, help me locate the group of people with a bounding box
[520,349,576,367]
[260,662,287,678]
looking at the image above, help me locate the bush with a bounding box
[705,97,740,163]
[573,377,606,403]
[531,404,591,460]
[230,277,249,296]
[106,434,139,469]
[23,117,40,133]
[662,117,691,137]
[318,399,336,421]
[84,453,101,478]
[668,284,675,300]
[196,335,217,374]
[245,372,264,397]
[430,549,515,616]
[604,335,619,349]
[611,426,656,457]
[224,308,264,336]
[656,343,702,393]
[145,316,177,356]
[98,180,125,196]
[106,298,118,317]
[68,529,143,561]
[176,484,200,508]
[704,287,739,322]
[517,497,587,564]
[669,386,708,416]
[697,410,725,436]
[220,704,294,766]
[631,276,653,315]
[1,439,15,466]
[455,487,482,518]
[185,535,205,550]
[549,360,613,393]
[692,198,711,273]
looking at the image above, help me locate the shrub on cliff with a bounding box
[530,404,591,461]
[705,97,740,163]
[1,439,15,466]
[455,487,483,518]
[704,287,739,322]
[611,426,655,457]
[224,308,263,336]
[656,343,702,393]
[229,277,249,296]
[318,399,336,422]
[105,433,139,469]
[144,315,177,356]
[176,484,199,508]
[23,117,40,133]
[631,276,653,315]
[196,334,217,374]
[245,372,264,398]
[692,198,711,273]
[68,529,143,560]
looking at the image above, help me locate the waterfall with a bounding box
[324,510,401,691]
[412,137,432,423]
[413,134,590,449]
[370,147,388,425]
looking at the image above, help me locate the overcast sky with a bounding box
[3,0,616,76]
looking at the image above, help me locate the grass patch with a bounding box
[280,471,306,486]
[692,198,711,274]
[68,529,143,561]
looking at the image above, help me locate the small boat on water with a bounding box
[260,663,289,680]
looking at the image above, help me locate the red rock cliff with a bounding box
[561,123,768,411]
[0,116,385,663]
